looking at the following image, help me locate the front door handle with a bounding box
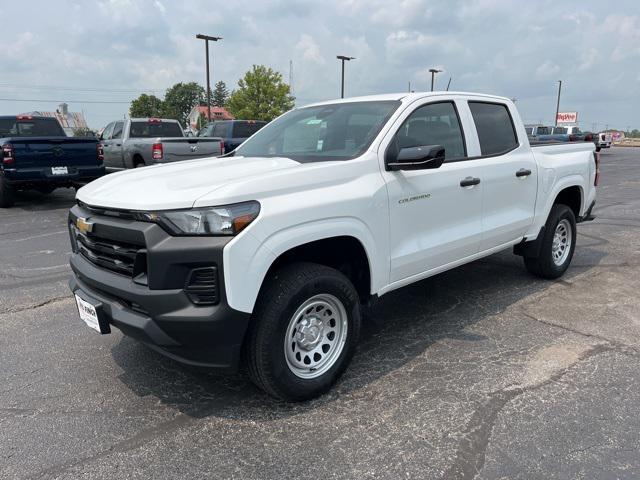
[460,176,481,187]
[516,168,532,177]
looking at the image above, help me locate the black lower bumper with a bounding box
[69,257,250,371]
[67,204,251,371]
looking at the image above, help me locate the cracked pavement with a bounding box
[1,148,639,479]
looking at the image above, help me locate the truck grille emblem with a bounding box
[76,217,94,234]
[190,145,198,152]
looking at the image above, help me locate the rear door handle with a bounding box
[516,168,532,177]
[460,177,481,187]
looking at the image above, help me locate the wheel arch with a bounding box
[553,184,582,218]
[223,219,382,314]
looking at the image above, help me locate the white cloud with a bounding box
[0,0,638,130]
[295,34,325,64]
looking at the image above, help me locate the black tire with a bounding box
[0,176,15,208]
[524,204,576,279]
[245,262,361,401]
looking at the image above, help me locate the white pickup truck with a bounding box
[68,92,598,401]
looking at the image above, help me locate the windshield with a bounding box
[130,121,183,138]
[235,100,401,162]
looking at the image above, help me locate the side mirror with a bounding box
[386,145,445,171]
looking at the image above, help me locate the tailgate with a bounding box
[11,137,99,168]
[159,137,223,161]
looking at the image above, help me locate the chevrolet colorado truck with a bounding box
[68,92,598,401]
[100,117,224,170]
[0,115,103,207]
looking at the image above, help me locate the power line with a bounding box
[0,97,131,104]
[0,83,163,94]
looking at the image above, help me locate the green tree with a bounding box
[212,80,230,107]
[197,112,208,130]
[129,93,164,118]
[227,65,294,121]
[162,82,205,125]
[72,127,96,137]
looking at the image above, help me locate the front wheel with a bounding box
[524,204,577,279]
[245,262,361,401]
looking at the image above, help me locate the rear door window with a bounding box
[468,102,518,156]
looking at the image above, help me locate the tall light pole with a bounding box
[554,80,562,127]
[196,34,222,123]
[337,55,355,98]
[429,68,442,92]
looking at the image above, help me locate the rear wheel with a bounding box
[524,204,576,279]
[245,262,361,401]
[0,176,15,208]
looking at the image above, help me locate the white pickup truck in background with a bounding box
[68,92,598,401]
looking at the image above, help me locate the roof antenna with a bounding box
[446,77,452,91]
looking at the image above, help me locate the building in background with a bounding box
[21,103,88,136]
[187,105,234,132]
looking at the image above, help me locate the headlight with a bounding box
[142,201,260,236]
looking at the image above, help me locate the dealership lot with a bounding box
[1,148,639,479]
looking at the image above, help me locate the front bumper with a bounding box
[68,204,251,371]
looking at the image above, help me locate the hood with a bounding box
[76,156,301,210]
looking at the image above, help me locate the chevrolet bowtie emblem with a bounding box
[76,217,94,234]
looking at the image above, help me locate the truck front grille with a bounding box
[73,226,146,278]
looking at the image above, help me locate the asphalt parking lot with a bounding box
[1,147,639,480]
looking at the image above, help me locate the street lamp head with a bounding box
[337,55,355,61]
[196,34,223,41]
[429,68,443,74]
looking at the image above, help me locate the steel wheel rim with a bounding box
[284,293,348,379]
[552,219,572,266]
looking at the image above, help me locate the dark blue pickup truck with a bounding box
[0,115,104,207]
[197,120,267,153]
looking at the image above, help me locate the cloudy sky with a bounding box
[1,0,638,130]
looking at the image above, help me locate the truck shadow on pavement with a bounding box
[9,187,77,211]
[111,243,605,420]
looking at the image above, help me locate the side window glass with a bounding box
[101,123,114,140]
[468,102,518,156]
[394,102,466,160]
[213,123,228,138]
[112,122,124,140]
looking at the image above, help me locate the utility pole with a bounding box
[289,60,294,100]
[336,55,355,98]
[195,34,222,123]
[554,80,562,127]
[429,68,442,92]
